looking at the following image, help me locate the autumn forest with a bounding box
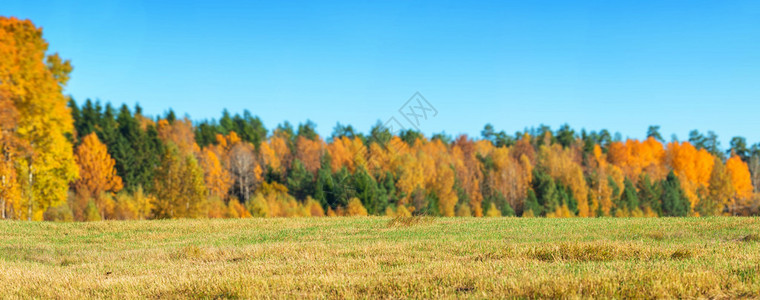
[2,17,759,222]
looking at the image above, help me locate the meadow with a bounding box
[1,217,759,299]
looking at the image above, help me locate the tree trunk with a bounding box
[238,171,243,203]
[244,173,249,202]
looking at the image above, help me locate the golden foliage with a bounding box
[0,17,78,219]
[199,148,232,200]
[295,136,324,175]
[345,197,368,216]
[726,155,753,203]
[540,144,589,216]
[74,133,123,198]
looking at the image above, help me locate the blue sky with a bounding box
[5,0,760,145]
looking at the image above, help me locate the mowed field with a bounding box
[1,217,759,299]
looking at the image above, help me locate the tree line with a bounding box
[2,17,760,221]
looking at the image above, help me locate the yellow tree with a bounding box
[326,136,367,173]
[0,17,78,220]
[295,135,324,175]
[157,118,196,155]
[512,134,536,164]
[327,136,352,172]
[489,147,531,215]
[259,140,281,175]
[395,149,424,209]
[199,147,232,200]
[590,145,622,216]
[666,141,715,210]
[725,155,753,214]
[153,143,208,218]
[345,197,368,216]
[452,136,484,216]
[539,144,589,217]
[706,157,733,215]
[434,164,458,216]
[0,90,26,219]
[74,133,123,219]
[607,138,666,181]
[423,139,458,217]
[268,135,292,175]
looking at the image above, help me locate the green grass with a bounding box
[1,217,759,298]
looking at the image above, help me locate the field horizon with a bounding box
[1,217,759,298]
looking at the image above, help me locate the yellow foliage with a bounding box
[227,199,250,218]
[306,197,325,217]
[247,194,269,217]
[608,137,666,181]
[666,142,716,208]
[345,197,368,216]
[455,203,472,217]
[199,148,232,200]
[74,133,123,204]
[1,17,78,219]
[396,205,412,217]
[547,204,573,218]
[539,144,589,217]
[207,197,226,218]
[643,206,658,218]
[295,136,324,175]
[485,203,501,217]
[452,137,484,217]
[726,156,753,200]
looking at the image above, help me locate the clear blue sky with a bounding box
[5,0,760,145]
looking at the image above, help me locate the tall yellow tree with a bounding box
[0,17,78,220]
[725,155,753,214]
[74,133,123,219]
[153,143,208,218]
[199,147,232,200]
[666,141,714,209]
[0,90,26,219]
[590,145,621,216]
[706,157,733,216]
[452,136,484,216]
[488,147,531,215]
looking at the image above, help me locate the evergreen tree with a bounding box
[297,120,319,141]
[351,166,383,215]
[621,178,640,211]
[556,124,575,148]
[729,137,749,161]
[647,125,664,142]
[330,167,354,209]
[523,189,541,216]
[661,171,691,217]
[637,174,661,215]
[532,170,559,215]
[286,159,314,201]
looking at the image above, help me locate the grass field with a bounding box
[1,217,759,299]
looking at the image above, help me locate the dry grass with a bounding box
[0,217,759,299]
[743,233,760,242]
[386,215,435,227]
